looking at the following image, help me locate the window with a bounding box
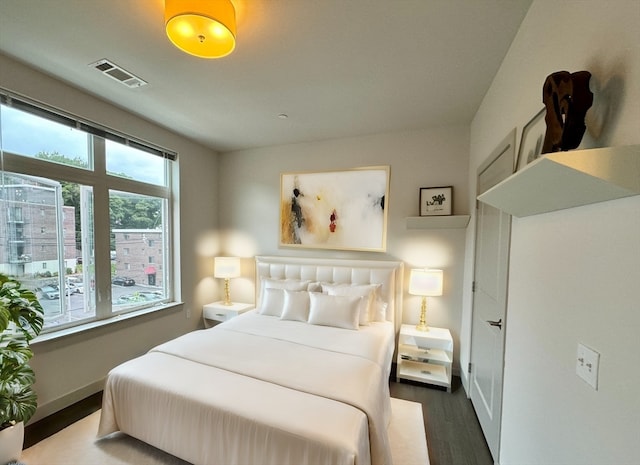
[0,92,177,334]
[10,206,23,221]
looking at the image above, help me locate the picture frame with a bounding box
[419,186,452,216]
[280,166,389,252]
[516,108,546,171]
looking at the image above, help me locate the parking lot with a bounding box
[39,283,164,327]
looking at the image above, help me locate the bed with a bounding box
[98,255,404,465]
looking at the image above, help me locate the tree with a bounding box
[36,152,85,249]
[34,152,162,251]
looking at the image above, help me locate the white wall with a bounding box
[0,54,220,421]
[463,1,640,463]
[218,126,470,367]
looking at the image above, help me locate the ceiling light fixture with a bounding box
[165,0,236,59]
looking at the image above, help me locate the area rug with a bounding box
[21,398,429,464]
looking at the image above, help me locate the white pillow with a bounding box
[371,299,388,322]
[321,283,382,325]
[280,290,311,322]
[308,293,361,330]
[262,278,311,291]
[257,288,285,317]
[259,278,311,307]
[306,281,323,293]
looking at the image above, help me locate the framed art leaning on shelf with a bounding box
[516,108,546,171]
[419,186,452,216]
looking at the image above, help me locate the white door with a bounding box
[470,131,515,462]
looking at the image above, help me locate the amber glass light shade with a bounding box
[165,0,236,59]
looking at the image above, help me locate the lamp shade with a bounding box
[214,257,241,278]
[165,0,236,59]
[409,269,443,297]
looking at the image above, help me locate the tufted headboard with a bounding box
[255,255,404,328]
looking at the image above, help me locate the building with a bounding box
[0,175,76,278]
[112,229,164,286]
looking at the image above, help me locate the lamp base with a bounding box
[416,296,429,331]
[222,278,233,306]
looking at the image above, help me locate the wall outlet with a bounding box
[576,343,600,390]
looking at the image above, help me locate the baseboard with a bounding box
[459,370,470,397]
[30,378,105,424]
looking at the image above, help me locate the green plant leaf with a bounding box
[0,274,43,426]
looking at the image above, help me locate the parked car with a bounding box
[68,282,84,294]
[50,283,78,295]
[116,291,162,305]
[112,276,135,286]
[39,285,60,299]
[116,294,138,304]
[139,291,163,301]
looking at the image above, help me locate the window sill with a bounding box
[32,301,184,345]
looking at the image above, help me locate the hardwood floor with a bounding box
[24,391,103,449]
[25,378,492,465]
[390,377,493,465]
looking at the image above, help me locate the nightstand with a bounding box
[396,324,453,392]
[203,301,254,327]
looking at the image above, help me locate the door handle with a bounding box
[486,318,502,329]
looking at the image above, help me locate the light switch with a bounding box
[576,343,600,390]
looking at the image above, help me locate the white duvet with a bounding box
[98,312,395,465]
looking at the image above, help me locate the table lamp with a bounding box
[409,268,443,331]
[214,257,241,306]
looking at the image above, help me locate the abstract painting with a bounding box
[280,166,389,251]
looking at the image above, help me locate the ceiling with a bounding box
[0,0,532,153]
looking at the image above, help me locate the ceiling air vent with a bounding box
[88,59,148,88]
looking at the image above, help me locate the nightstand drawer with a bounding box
[205,308,238,321]
[203,301,253,326]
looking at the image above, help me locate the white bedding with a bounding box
[98,312,395,465]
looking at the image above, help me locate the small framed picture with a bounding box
[419,186,453,216]
[516,108,546,171]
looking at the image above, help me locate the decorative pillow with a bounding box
[280,290,311,322]
[321,283,382,325]
[259,278,311,308]
[371,298,388,321]
[306,281,323,293]
[308,293,361,330]
[262,278,311,291]
[257,288,285,317]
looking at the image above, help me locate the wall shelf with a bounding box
[406,215,470,229]
[477,145,640,217]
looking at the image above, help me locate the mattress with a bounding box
[98,311,395,465]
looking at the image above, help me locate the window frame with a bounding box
[1,91,179,336]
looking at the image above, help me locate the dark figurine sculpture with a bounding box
[541,70,593,153]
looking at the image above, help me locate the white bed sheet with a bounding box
[223,312,396,375]
[98,311,395,465]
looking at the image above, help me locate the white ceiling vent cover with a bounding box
[88,59,148,88]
